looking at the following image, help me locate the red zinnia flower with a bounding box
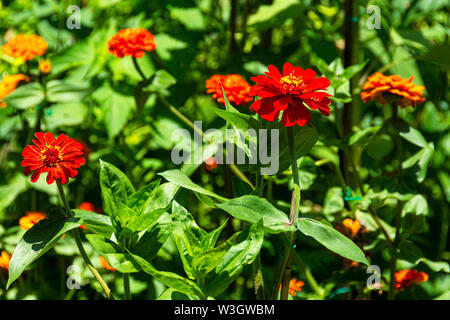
[107,28,156,58]
[395,269,428,291]
[21,132,86,184]
[205,74,253,106]
[204,157,218,171]
[249,62,332,127]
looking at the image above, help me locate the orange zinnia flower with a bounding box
[19,212,46,230]
[38,58,52,74]
[2,34,48,61]
[395,269,428,290]
[361,72,425,108]
[0,251,11,270]
[280,278,305,296]
[21,132,86,184]
[107,28,156,58]
[99,256,116,271]
[205,74,253,106]
[0,74,30,108]
[342,218,362,238]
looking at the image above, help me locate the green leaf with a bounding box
[4,83,45,109]
[414,258,450,273]
[401,194,429,236]
[398,125,428,148]
[127,179,161,215]
[297,218,369,265]
[72,209,114,237]
[323,187,344,215]
[204,220,264,297]
[131,212,174,262]
[169,6,205,31]
[159,169,227,202]
[7,215,82,288]
[171,201,207,279]
[129,253,205,298]
[247,0,302,31]
[93,82,134,139]
[46,80,91,103]
[45,102,87,129]
[216,195,295,234]
[99,160,135,229]
[402,143,434,183]
[145,70,176,96]
[278,124,319,172]
[103,253,140,273]
[85,234,121,254]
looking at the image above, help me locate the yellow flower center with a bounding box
[41,146,62,166]
[279,74,303,92]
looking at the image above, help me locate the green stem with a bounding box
[388,105,403,300]
[55,180,113,300]
[252,114,265,300]
[123,273,131,300]
[132,57,147,81]
[293,250,324,298]
[279,126,301,300]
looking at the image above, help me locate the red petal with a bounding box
[283,62,294,76]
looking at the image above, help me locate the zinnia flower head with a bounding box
[205,74,253,106]
[2,34,48,61]
[19,212,46,230]
[249,62,332,127]
[338,218,364,239]
[0,251,11,270]
[21,132,86,185]
[99,256,116,271]
[280,278,305,296]
[395,269,428,290]
[107,28,156,58]
[204,157,218,171]
[361,72,425,108]
[0,74,30,108]
[38,58,52,74]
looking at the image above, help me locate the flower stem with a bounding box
[279,126,301,300]
[132,57,147,81]
[55,180,113,300]
[252,115,265,300]
[388,105,403,300]
[123,273,131,300]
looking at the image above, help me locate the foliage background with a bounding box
[0,0,449,300]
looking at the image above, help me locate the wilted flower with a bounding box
[107,28,156,58]
[19,212,46,230]
[0,251,11,271]
[21,132,86,184]
[361,72,425,108]
[99,256,116,271]
[249,62,332,127]
[0,74,30,108]
[2,34,48,61]
[395,269,428,290]
[205,74,253,106]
